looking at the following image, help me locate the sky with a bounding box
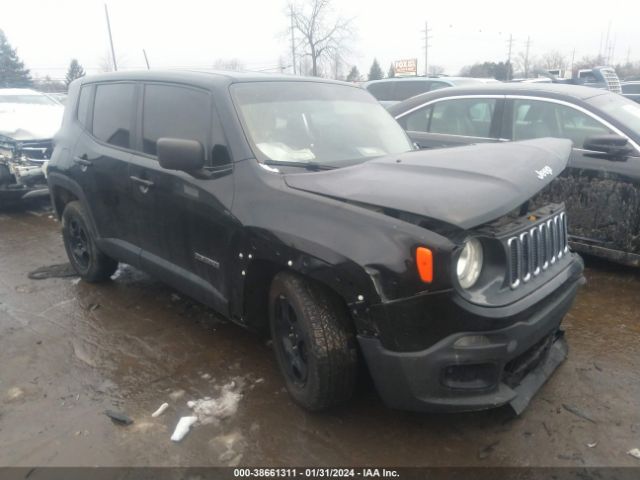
[2,0,638,80]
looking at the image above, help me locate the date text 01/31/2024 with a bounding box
[233,468,400,478]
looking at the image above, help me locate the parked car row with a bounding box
[388,83,640,266]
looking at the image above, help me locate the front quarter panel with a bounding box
[230,159,456,313]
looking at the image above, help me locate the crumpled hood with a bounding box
[284,138,572,230]
[0,103,64,140]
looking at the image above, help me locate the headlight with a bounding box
[456,238,483,289]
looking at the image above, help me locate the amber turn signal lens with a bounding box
[416,247,433,283]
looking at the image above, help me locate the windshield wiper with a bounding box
[263,160,336,171]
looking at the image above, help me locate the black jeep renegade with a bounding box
[48,71,584,414]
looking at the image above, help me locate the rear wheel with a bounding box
[269,271,357,411]
[62,201,117,282]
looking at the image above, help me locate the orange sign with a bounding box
[393,59,418,77]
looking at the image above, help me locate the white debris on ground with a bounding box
[170,293,181,302]
[110,264,127,280]
[168,389,185,401]
[187,381,242,426]
[629,448,640,460]
[587,442,598,448]
[168,378,245,443]
[151,402,169,418]
[170,416,198,442]
[201,373,211,380]
[71,277,81,285]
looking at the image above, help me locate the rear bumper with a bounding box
[359,258,583,414]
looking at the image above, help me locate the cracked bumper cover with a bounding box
[359,258,583,414]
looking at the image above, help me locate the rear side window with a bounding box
[142,85,211,156]
[76,86,91,128]
[367,81,432,102]
[393,81,431,101]
[511,99,612,147]
[92,83,135,148]
[399,98,497,137]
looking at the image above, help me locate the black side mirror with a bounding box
[157,138,204,172]
[583,134,634,159]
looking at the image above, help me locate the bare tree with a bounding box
[512,51,536,78]
[213,58,244,71]
[536,50,568,71]
[99,50,126,72]
[289,0,354,77]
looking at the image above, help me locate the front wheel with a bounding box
[269,271,358,411]
[62,201,118,282]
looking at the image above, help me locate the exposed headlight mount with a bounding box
[456,238,483,289]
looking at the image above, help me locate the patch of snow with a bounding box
[110,264,127,280]
[170,416,198,442]
[168,389,185,401]
[187,381,242,426]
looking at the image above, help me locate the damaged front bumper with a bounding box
[359,256,584,415]
[0,137,51,203]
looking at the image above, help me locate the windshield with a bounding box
[588,93,640,135]
[232,81,413,167]
[0,94,59,106]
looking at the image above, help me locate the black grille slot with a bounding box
[506,211,569,289]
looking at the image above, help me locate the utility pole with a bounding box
[524,36,531,78]
[608,34,616,65]
[604,21,611,64]
[290,5,297,75]
[627,46,631,65]
[506,34,514,80]
[423,21,431,76]
[142,49,150,70]
[570,48,576,76]
[104,3,117,71]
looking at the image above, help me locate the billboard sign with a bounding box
[393,58,418,77]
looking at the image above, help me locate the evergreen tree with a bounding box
[0,29,32,87]
[387,63,395,78]
[65,59,86,88]
[346,66,360,82]
[368,58,383,81]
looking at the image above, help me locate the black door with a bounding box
[71,82,140,266]
[395,96,505,149]
[503,98,640,258]
[128,83,236,314]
